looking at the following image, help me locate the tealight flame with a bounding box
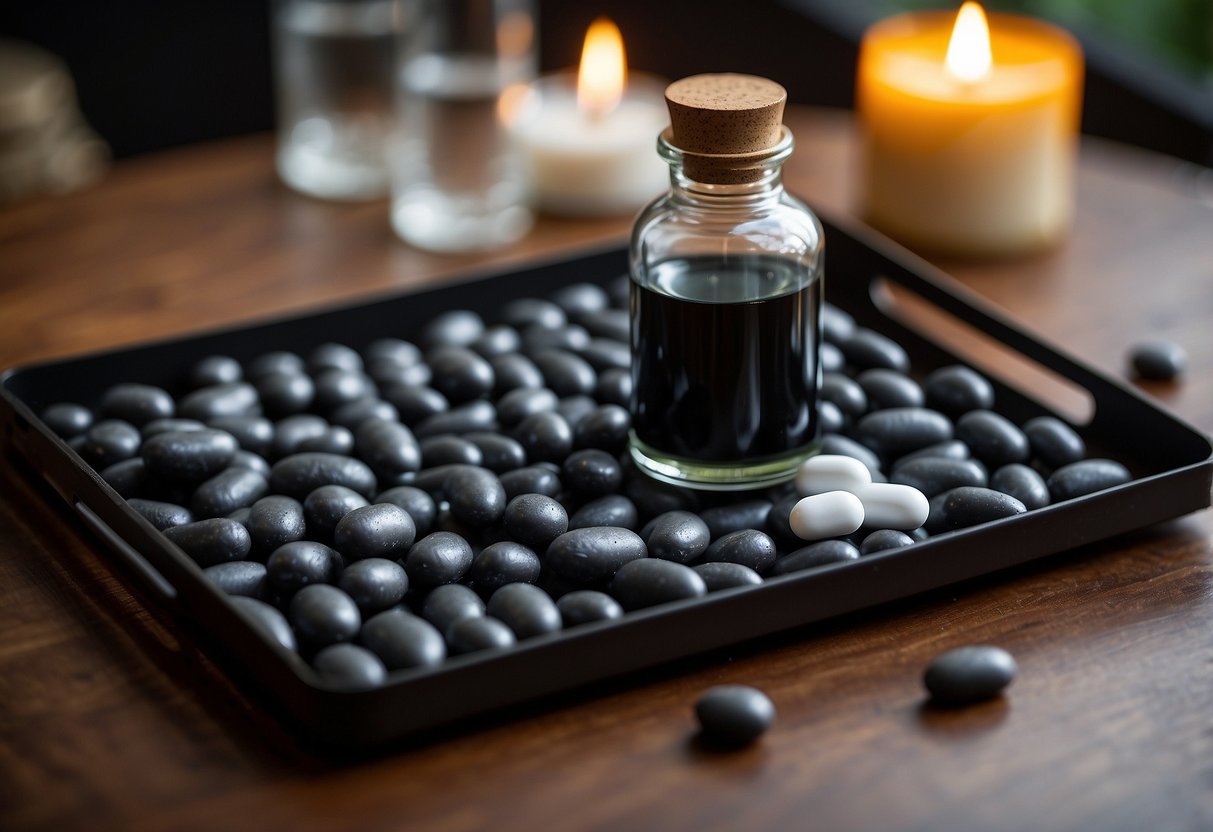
[945,2,992,82]
[578,17,626,119]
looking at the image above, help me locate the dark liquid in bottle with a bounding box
[630,255,820,463]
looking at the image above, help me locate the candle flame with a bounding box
[945,2,992,82]
[578,18,626,119]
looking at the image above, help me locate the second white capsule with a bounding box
[854,482,930,530]
[795,454,873,496]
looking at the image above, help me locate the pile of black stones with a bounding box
[39,275,1131,691]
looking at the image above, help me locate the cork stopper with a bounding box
[664,74,787,183]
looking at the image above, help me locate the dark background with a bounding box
[2,0,1209,164]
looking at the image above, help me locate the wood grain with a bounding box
[1,108,1211,832]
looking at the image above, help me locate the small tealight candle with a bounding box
[857,2,1083,257]
[508,18,668,217]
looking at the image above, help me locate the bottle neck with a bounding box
[659,126,793,209]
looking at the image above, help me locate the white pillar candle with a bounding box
[505,19,668,218]
[510,74,667,217]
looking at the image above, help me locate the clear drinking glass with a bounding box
[271,0,399,200]
[389,0,536,252]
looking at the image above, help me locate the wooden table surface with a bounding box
[2,107,1211,832]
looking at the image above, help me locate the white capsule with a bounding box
[795,454,873,497]
[854,482,929,530]
[789,491,866,541]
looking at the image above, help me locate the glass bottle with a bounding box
[629,74,824,490]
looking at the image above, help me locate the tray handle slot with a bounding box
[826,220,1114,400]
[820,216,1209,467]
[74,501,178,603]
[819,214,1208,456]
[868,276,1096,425]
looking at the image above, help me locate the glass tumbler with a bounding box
[390,0,536,252]
[271,0,400,200]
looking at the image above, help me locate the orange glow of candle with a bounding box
[577,18,627,120]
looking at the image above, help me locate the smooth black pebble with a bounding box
[464,431,527,473]
[337,557,409,616]
[128,498,193,531]
[556,590,623,627]
[312,643,387,690]
[695,685,775,747]
[42,402,93,438]
[444,466,507,528]
[1129,340,1186,381]
[164,518,252,567]
[303,484,369,540]
[839,327,910,372]
[857,368,924,410]
[500,465,562,500]
[100,383,175,426]
[545,527,647,583]
[404,531,475,588]
[561,449,623,496]
[82,420,143,469]
[955,410,1029,468]
[289,584,361,650]
[701,529,777,575]
[427,346,495,404]
[1047,459,1131,501]
[333,502,416,561]
[924,645,1017,706]
[466,541,542,595]
[374,485,437,536]
[355,419,421,480]
[246,495,307,553]
[191,467,269,518]
[698,500,772,541]
[643,511,710,564]
[265,540,343,597]
[855,408,953,459]
[203,561,267,597]
[269,452,377,499]
[891,456,987,498]
[359,608,446,670]
[514,411,573,463]
[939,487,1027,530]
[924,365,995,416]
[770,540,860,575]
[693,562,763,592]
[502,494,568,551]
[445,616,516,654]
[1022,416,1086,469]
[609,558,706,611]
[486,582,562,639]
[568,494,639,531]
[421,583,485,633]
[990,464,1051,510]
[859,529,916,555]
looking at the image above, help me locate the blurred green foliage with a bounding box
[881,0,1213,80]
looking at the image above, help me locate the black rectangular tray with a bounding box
[3,214,1210,748]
